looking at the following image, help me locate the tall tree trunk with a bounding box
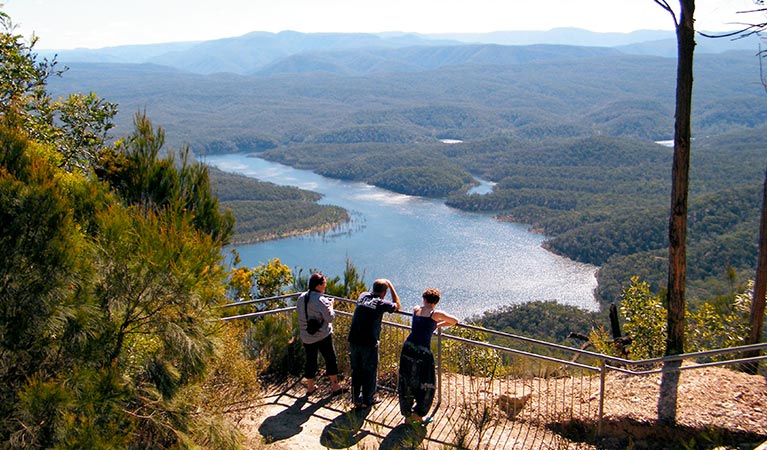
[665,0,695,358]
[742,163,767,373]
[659,0,695,425]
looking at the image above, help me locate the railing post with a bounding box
[598,358,606,437]
[436,327,443,404]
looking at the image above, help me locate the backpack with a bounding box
[303,291,324,335]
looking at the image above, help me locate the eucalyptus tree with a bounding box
[731,1,767,373]
[697,0,767,373]
[653,0,695,425]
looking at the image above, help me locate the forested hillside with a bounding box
[208,167,347,243]
[48,49,762,150]
[46,37,767,306]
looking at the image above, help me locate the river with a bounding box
[203,153,598,318]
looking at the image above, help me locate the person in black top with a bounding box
[347,278,401,408]
[398,287,458,425]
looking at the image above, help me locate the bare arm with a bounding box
[385,279,401,311]
[432,310,458,328]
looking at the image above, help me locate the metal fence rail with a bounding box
[220,293,767,449]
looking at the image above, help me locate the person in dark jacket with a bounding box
[347,278,401,408]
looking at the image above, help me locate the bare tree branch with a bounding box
[698,4,767,39]
[654,0,679,24]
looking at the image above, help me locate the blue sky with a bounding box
[3,0,762,49]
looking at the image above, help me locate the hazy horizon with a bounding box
[4,0,761,50]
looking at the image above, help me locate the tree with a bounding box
[0,11,117,174]
[654,0,695,425]
[0,11,61,123]
[0,114,245,449]
[699,1,767,372]
[96,111,234,244]
[655,0,694,357]
[0,123,96,446]
[0,7,244,446]
[620,277,668,360]
[729,2,767,373]
[743,164,767,372]
[46,92,118,172]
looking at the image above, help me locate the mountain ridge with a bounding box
[39,28,761,75]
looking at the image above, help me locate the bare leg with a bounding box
[305,378,316,395]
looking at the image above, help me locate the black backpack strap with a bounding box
[303,290,311,321]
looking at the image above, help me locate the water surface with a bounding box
[204,154,598,318]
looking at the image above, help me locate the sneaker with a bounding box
[407,414,433,426]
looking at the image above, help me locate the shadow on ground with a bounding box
[379,422,427,450]
[258,394,334,443]
[549,418,767,450]
[320,407,371,448]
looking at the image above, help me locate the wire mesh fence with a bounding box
[220,293,767,449]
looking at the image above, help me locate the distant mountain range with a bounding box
[40,28,761,75]
[37,27,767,307]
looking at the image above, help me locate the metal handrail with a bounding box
[219,293,767,438]
[218,292,299,308]
[218,292,767,371]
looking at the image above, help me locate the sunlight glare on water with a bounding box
[204,154,599,318]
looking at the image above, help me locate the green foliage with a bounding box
[620,277,667,360]
[686,282,751,353]
[199,322,262,416]
[245,314,298,375]
[329,257,368,300]
[442,326,502,378]
[254,258,294,298]
[0,124,95,446]
[97,112,234,244]
[0,120,247,448]
[0,15,250,445]
[588,326,617,357]
[472,301,599,344]
[44,92,118,173]
[595,278,754,359]
[477,277,754,362]
[0,14,117,175]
